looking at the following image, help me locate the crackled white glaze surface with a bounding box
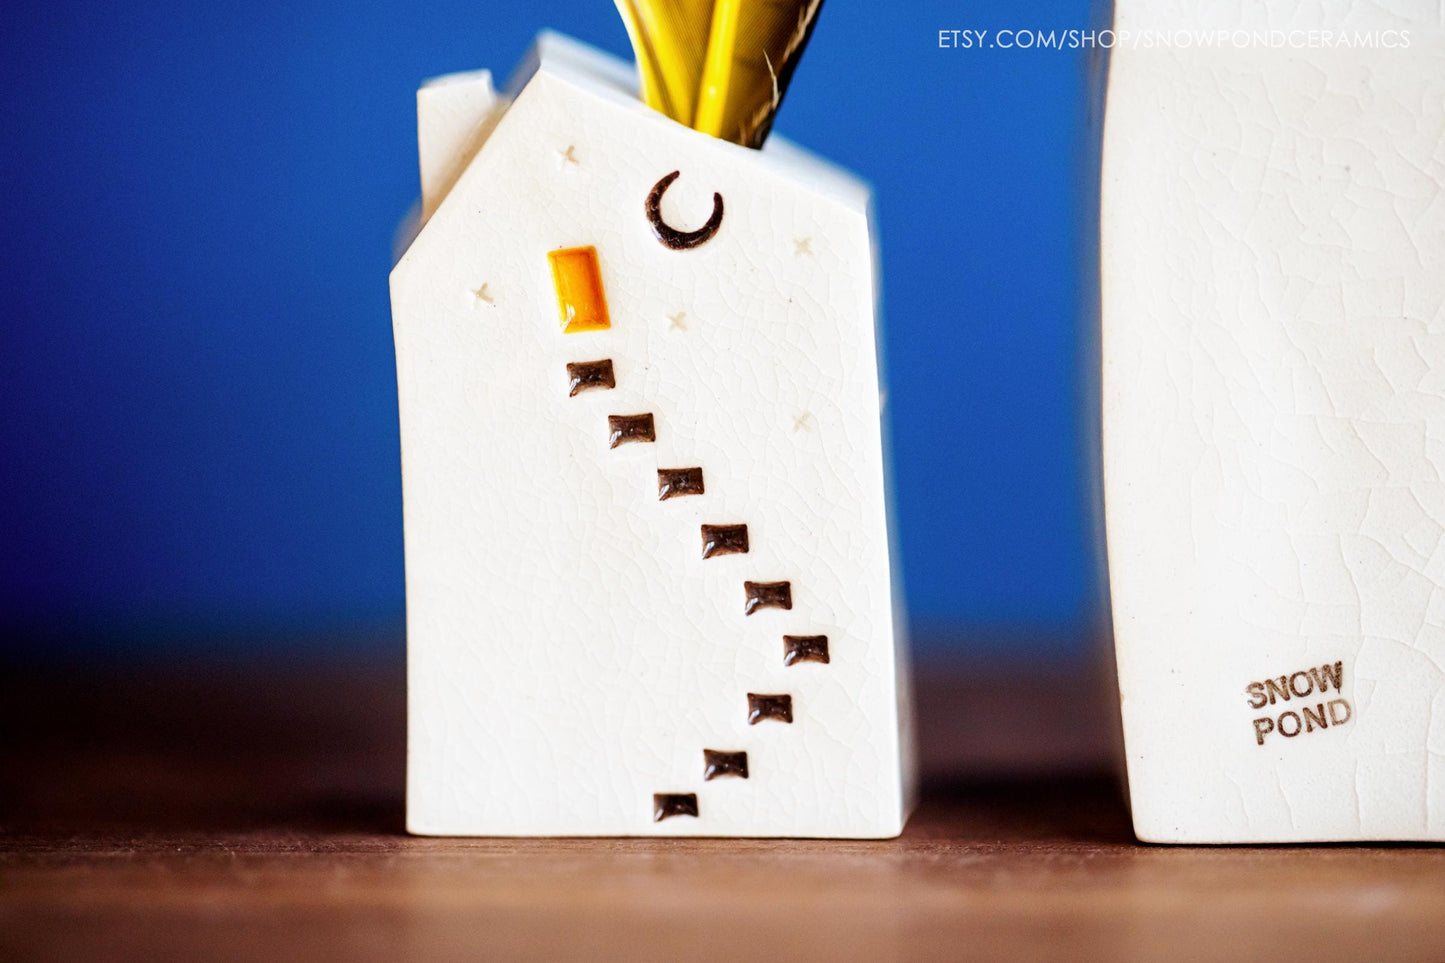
[392,34,913,837]
[416,68,499,221]
[1102,2,1445,842]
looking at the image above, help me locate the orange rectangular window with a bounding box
[547,246,611,333]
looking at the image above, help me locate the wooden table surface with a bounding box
[3,646,1443,961]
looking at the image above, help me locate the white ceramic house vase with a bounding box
[391,34,914,837]
[1101,1,1445,842]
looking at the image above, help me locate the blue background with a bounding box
[0,0,1103,655]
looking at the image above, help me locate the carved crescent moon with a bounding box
[645,171,724,250]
